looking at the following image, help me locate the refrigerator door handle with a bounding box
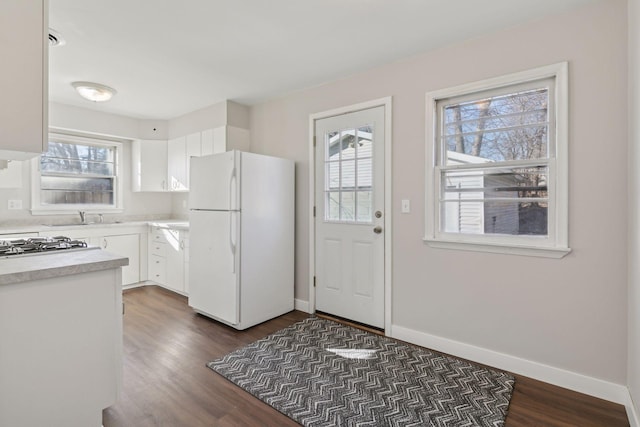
[229,167,237,211]
[229,211,237,273]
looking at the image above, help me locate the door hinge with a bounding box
[313,206,316,217]
[313,135,316,147]
[313,276,316,287]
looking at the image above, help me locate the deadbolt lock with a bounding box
[375,211,382,218]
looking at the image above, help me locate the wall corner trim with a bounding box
[390,324,630,407]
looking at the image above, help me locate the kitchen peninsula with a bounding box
[0,247,127,427]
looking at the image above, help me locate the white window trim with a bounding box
[30,133,124,215]
[424,62,570,259]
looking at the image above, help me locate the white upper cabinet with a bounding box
[185,132,201,189]
[168,136,187,191]
[0,160,23,189]
[0,0,48,160]
[132,140,168,192]
[133,126,250,192]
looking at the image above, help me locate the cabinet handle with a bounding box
[161,180,166,190]
[103,238,108,249]
[180,240,185,250]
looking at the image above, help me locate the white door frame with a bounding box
[308,96,393,332]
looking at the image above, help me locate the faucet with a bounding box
[78,210,86,224]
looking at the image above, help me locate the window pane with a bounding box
[326,191,340,221]
[340,130,356,160]
[40,176,114,205]
[440,166,548,236]
[441,200,547,236]
[443,88,548,164]
[327,131,340,161]
[357,158,372,188]
[41,190,114,205]
[356,191,373,223]
[340,192,355,221]
[342,160,355,189]
[41,176,114,192]
[326,161,340,190]
[357,126,373,159]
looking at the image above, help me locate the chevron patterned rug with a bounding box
[208,317,515,427]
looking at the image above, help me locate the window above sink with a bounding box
[31,132,124,215]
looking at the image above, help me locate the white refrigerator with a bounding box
[188,150,295,330]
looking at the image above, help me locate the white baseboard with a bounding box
[294,298,311,313]
[390,324,629,407]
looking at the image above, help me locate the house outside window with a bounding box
[31,133,123,213]
[424,62,570,258]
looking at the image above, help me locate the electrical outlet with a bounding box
[7,199,22,210]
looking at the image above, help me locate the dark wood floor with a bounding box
[103,285,629,427]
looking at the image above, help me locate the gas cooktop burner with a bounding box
[0,236,89,256]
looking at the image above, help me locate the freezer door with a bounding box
[188,210,240,325]
[189,151,240,211]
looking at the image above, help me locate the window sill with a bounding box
[423,237,571,259]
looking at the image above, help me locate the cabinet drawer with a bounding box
[151,231,167,244]
[150,241,167,256]
[148,254,166,284]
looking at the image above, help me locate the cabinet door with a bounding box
[168,136,187,191]
[165,229,185,293]
[185,132,201,190]
[0,160,23,188]
[132,140,168,192]
[0,0,47,160]
[200,129,215,156]
[101,234,140,286]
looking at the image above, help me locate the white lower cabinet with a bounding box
[92,234,140,286]
[39,226,145,287]
[148,225,189,294]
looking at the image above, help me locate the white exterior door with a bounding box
[315,105,385,329]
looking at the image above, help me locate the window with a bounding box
[324,126,374,223]
[31,133,123,213]
[425,63,569,258]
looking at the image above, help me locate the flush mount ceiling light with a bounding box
[71,81,117,102]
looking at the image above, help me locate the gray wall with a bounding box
[629,0,640,419]
[250,0,628,387]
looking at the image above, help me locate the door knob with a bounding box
[373,226,382,234]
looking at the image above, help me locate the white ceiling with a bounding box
[49,0,596,120]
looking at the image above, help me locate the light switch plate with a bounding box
[401,199,410,213]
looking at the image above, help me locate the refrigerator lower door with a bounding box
[188,210,240,325]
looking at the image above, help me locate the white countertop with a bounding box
[0,247,129,286]
[0,220,189,236]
